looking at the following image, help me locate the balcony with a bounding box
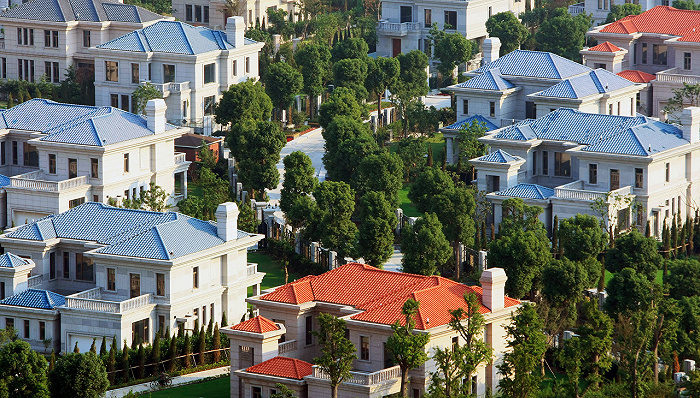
[246,263,258,277]
[311,365,401,386]
[377,20,422,36]
[278,339,297,356]
[146,81,191,98]
[501,118,523,127]
[174,152,187,164]
[568,2,585,15]
[656,68,700,84]
[28,274,43,288]
[64,288,153,314]
[9,170,88,192]
[554,180,632,201]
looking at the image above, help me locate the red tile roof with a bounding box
[601,6,700,38]
[260,263,519,330]
[617,70,656,83]
[174,133,222,148]
[246,356,313,380]
[229,316,279,333]
[586,41,623,52]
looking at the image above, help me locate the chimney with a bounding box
[145,98,167,134]
[680,107,700,144]
[479,268,507,311]
[226,16,245,48]
[483,37,501,65]
[215,202,240,241]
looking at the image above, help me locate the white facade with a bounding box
[171,0,296,29]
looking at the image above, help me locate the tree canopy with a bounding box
[386,298,430,397]
[0,340,49,397]
[429,25,473,87]
[401,213,452,275]
[264,61,303,119]
[333,58,369,99]
[486,12,530,55]
[214,80,272,127]
[353,152,404,208]
[313,313,356,398]
[535,8,592,61]
[606,230,661,281]
[318,87,364,129]
[605,3,642,23]
[131,82,163,115]
[558,214,608,262]
[49,352,109,398]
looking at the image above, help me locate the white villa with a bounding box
[92,16,263,128]
[0,201,264,353]
[171,0,297,29]
[570,0,678,25]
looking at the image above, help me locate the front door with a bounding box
[392,38,402,57]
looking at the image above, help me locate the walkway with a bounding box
[104,366,231,398]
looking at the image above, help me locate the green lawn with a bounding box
[604,268,664,286]
[141,377,229,398]
[399,187,421,218]
[247,252,300,295]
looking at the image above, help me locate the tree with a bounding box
[667,259,700,299]
[90,339,96,354]
[228,120,286,198]
[430,25,472,88]
[392,51,430,127]
[130,82,163,115]
[397,136,427,179]
[386,299,429,397]
[151,333,161,376]
[333,58,369,99]
[606,230,662,281]
[120,340,130,382]
[352,152,404,208]
[214,80,272,128]
[308,181,358,260]
[264,62,303,122]
[365,57,400,127]
[197,140,218,171]
[673,0,700,9]
[321,116,378,182]
[331,37,369,62]
[295,43,331,116]
[198,325,206,365]
[356,192,397,267]
[541,257,591,339]
[408,167,455,214]
[280,151,318,230]
[605,267,658,316]
[0,340,49,398]
[168,334,177,372]
[457,121,488,177]
[177,168,231,220]
[137,345,145,379]
[135,182,171,212]
[605,3,642,23]
[432,186,476,279]
[213,324,221,363]
[535,8,592,61]
[107,340,116,385]
[49,352,109,398]
[318,87,364,128]
[270,383,299,398]
[558,214,608,262]
[313,313,356,398]
[664,82,700,123]
[486,12,529,55]
[557,336,585,398]
[497,304,547,398]
[401,213,452,275]
[576,300,614,390]
[99,337,107,357]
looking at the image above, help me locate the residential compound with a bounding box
[443,46,644,165]
[467,106,700,238]
[585,6,700,118]
[171,0,296,29]
[92,17,263,126]
[376,0,529,57]
[0,201,263,353]
[224,263,519,398]
[0,98,190,228]
[0,0,168,84]
[570,0,678,24]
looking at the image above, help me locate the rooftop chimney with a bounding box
[145,98,166,134]
[483,37,501,65]
[226,16,245,49]
[680,107,700,144]
[479,267,507,311]
[215,202,240,242]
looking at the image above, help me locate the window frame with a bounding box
[444,10,457,29]
[83,30,91,47]
[203,63,216,84]
[193,266,199,289]
[360,335,370,361]
[163,64,176,83]
[156,273,165,296]
[589,163,597,185]
[91,158,99,178]
[105,61,118,82]
[635,168,644,189]
[107,268,116,291]
[131,63,140,84]
[123,153,129,173]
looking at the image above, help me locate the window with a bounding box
[637,206,644,226]
[23,143,38,167]
[83,30,91,47]
[24,320,29,338]
[12,141,17,165]
[75,253,93,281]
[232,60,237,76]
[202,305,207,326]
[424,9,432,28]
[163,64,175,83]
[210,303,215,324]
[554,152,571,177]
[39,321,45,340]
[0,142,4,165]
[685,52,692,70]
[131,63,139,84]
[148,63,152,81]
[594,63,607,70]
[105,61,118,82]
[44,30,51,47]
[666,162,670,182]
[0,282,4,300]
[107,268,116,291]
[360,336,370,360]
[123,153,129,173]
[641,43,648,64]
[158,315,165,335]
[305,315,313,345]
[44,61,59,83]
[193,266,199,289]
[195,5,202,22]
[132,318,148,345]
[121,94,130,112]
[610,169,620,191]
[542,151,549,175]
[18,59,35,82]
[204,96,215,116]
[1,58,5,79]
[653,44,667,65]
[252,387,262,398]
[110,94,119,108]
[130,273,140,298]
[633,43,638,64]
[245,57,250,73]
[400,6,412,23]
[68,158,77,178]
[70,197,84,209]
[489,101,495,117]
[185,4,193,21]
[609,103,613,115]
[93,195,98,202]
[52,30,58,47]
[204,63,216,84]
[462,99,468,114]
[444,11,457,29]
[5,318,13,332]
[532,151,537,175]
[525,101,536,119]
[156,273,165,296]
[452,336,459,351]
[423,39,432,57]
[89,158,99,178]
[589,164,597,184]
[17,28,33,45]
[203,6,209,23]
[63,252,69,279]
[50,252,56,280]
[488,6,492,18]
[598,0,603,8]
[635,168,644,189]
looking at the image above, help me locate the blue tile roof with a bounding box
[474,50,592,80]
[491,108,686,156]
[535,69,636,99]
[456,68,515,91]
[495,184,555,200]
[0,0,163,22]
[97,21,250,55]
[0,289,65,310]
[5,202,254,260]
[0,99,177,146]
[0,175,10,188]
[0,253,30,268]
[477,149,521,163]
[444,115,499,131]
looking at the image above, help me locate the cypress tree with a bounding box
[184,334,192,368]
[121,340,130,383]
[100,336,107,357]
[137,345,145,380]
[168,334,177,372]
[552,215,559,257]
[90,338,97,354]
[689,216,695,254]
[221,312,228,327]
[490,223,495,242]
[152,332,161,375]
[662,221,671,259]
[213,323,221,363]
[426,144,433,167]
[107,341,116,385]
[198,325,206,365]
[441,146,447,171]
[680,220,687,257]
[480,221,486,249]
[207,318,213,336]
[7,93,13,108]
[49,349,55,371]
[74,342,80,353]
[645,220,651,238]
[177,325,184,338]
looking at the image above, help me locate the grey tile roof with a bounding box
[473,50,592,80]
[0,289,65,309]
[495,183,555,200]
[477,149,521,163]
[0,0,163,22]
[456,68,515,91]
[444,115,499,131]
[0,253,30,268]
[535,69,636,99]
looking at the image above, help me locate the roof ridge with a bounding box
[88,117,103,146]
[178,22,195,55]
[149,222,171,259]
[54,0,67,21]
[131,3,142,23]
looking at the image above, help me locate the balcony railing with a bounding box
[10,170,88,192]
[554,180,632,201]
[312,365,401,386]
[501,118,523,127]
[28,274,43,288]
[278,339,297,355]
[568,2,585,15]
[656,68,696,84]
[174,152,187,164]
[146,81,191,97]
[377,20,422,35]
[64,289,153,313]
[246,263,258,277]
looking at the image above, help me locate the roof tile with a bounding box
[246,356,313,380]
[601,6,700,36]
[586,41,623,52]
[0,289,64,309]
[230,315,280,334]
[473,50,591,79]
[444,115,499,131]
[495,183,555,199]
[617,70,656,83]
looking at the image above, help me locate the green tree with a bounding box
[264,62,303,122]
[557,336,586,398]
[606,230,662,281]
[365,56,400,127]
[353,152,404,208]
[333,58,369,99]
[457,121,488,176]
[386,299,429,397]
[667,259,700,299]
[270,383,298,398]
[605,267,658,316]
[0,340,49,398]
[198,325,206,365]
[99,337,107,357]
[558,214,608,262]
[49,352,109,398]
[432,186,476,279]
[314,181,358,259]
[120,340,130,382]
[401,213,451,275]
[107,340,116,385]
[321,116,378,182]
[197,140,218,171]
[605,3,642,22]
[295,43,331,116]
[313,313,356,398]
[318,87,364,128]
[486,12,529,55]
[392,51,430,128]
[673,0,700,9]
[397,136,426,179]
[131,82,163,115]
[137,345,145,379]
[213,324,221,363]
[331,37,369,62]
[280,151,318,230]
[497,304,547,398]
[214,80,272,128]
[168,334,177,372]
[178,168,231,220]
[408,167,455,213]
[663,82,700,123]
[576,300,614,390]
[535,8,592,61]
[151,333,161,376]
[356,192,397,267]
[429,25,473,88]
